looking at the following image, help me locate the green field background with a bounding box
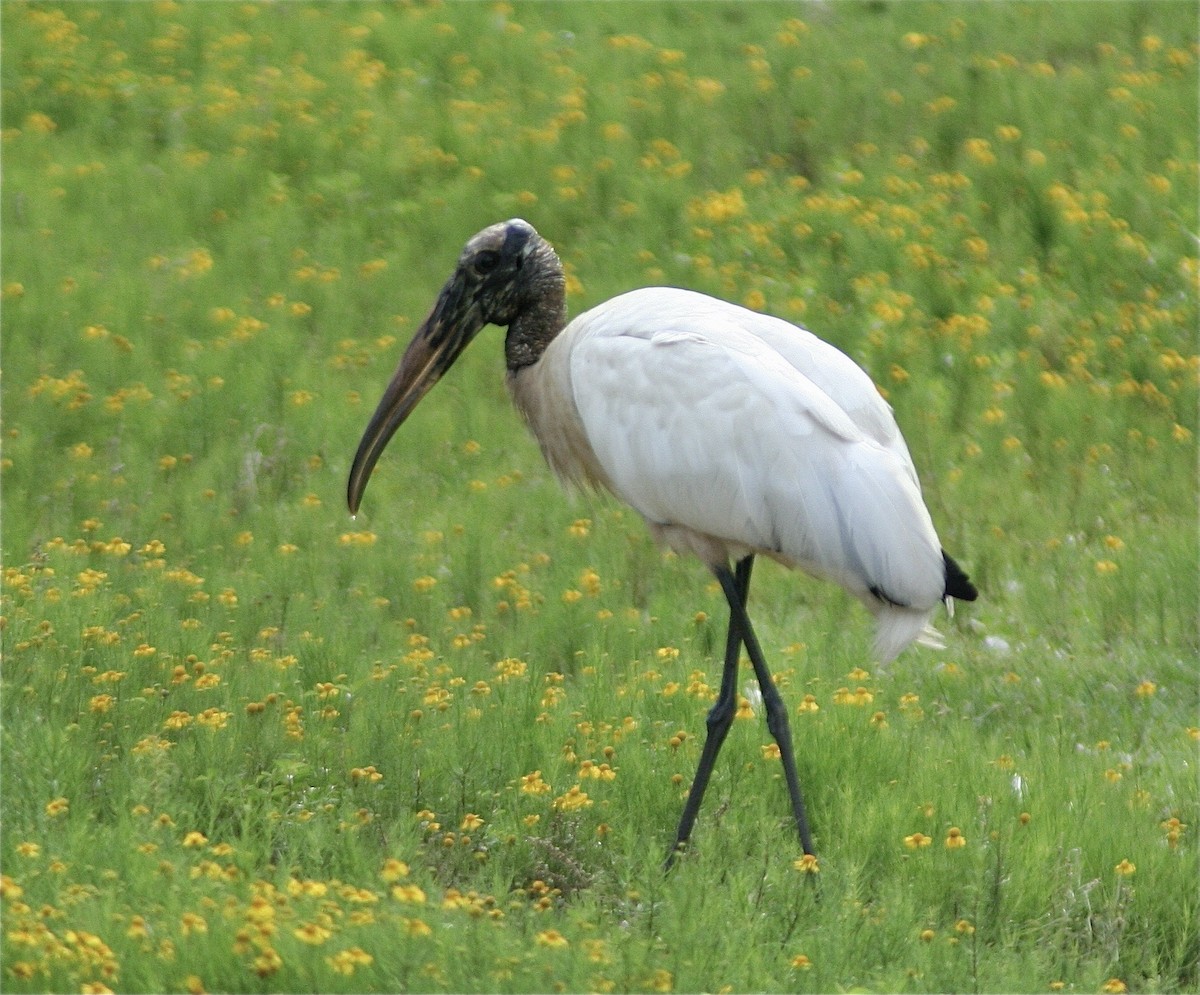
[2,3,1197,992]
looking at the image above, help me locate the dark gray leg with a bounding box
[665,556,753,867]
[715,562,816,857]
[666,555,817,865]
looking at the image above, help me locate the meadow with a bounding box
[2,2,1197,992]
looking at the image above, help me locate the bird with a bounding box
[348,218,977,865]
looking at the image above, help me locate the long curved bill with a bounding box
[347,280,481,513]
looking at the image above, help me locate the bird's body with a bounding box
[511,285,949,662]
[349,219,976,864]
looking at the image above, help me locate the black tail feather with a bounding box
[942,551,978,602]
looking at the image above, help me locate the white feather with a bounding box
[511,287,949,663]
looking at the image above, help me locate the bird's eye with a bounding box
[474,250,500,275]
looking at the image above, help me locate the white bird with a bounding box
[348,218,977,864]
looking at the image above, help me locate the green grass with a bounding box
[2,2,1197,992]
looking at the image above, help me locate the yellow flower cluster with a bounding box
[3,4,1194,991]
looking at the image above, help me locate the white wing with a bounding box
[561,290,946,621]
[604,288,918,482]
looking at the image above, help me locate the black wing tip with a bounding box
[942,551,978,602]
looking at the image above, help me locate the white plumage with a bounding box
[348,219,976,862]
[513,286,946,663]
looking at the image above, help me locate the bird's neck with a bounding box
[504,249,567,371]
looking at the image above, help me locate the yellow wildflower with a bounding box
[552,785,592,812]
[792,853,820,874]
[535,929,569,949]
[294,922,332,945]
[401,917,432,937]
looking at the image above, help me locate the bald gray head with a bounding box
[447,219,565,349]
[347,219,567,512]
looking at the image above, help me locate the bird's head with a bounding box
[347,218,562,513]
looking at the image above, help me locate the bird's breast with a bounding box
[506,334,613,495]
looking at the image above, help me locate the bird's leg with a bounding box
[665,555,754,868]
[714,561,817,859]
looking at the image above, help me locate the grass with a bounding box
[2,2,1197,992]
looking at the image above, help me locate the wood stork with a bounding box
[348,219,977,863]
